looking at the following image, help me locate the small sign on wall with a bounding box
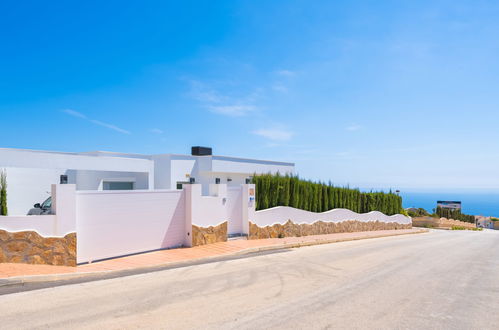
[249,188,255,207]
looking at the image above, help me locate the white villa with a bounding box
[0,146,294,215]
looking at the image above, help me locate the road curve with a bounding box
[1,229,498,329]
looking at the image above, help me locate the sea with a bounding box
[401,191,499,218]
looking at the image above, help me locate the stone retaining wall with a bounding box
[412,217,475,229]
[192,221,227,246]
[249,220,411,240]
[0,230,76,266]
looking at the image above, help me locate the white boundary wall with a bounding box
[0,215,57,237]
[76,189,188,263]
[185,184,228,228]
[0,183,410,265]
[0,183,252,263]
[253,207,411,227]
[0,184,76,237]
[227,186,243,235]
[183,184,254,238]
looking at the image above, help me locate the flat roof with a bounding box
[0,148,294,166]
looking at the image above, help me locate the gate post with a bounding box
[51,184,76,236]
[241,184,256,237]
[183,184,201,248]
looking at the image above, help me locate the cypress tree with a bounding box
[291,176,300,208]
[252,173,404,215]
[322,185,329,212]
[0,170,7,216]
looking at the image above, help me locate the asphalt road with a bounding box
[1,229,498,330]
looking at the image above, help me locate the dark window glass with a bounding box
[103,182,134,190]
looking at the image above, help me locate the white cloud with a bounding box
[207,105,257,117]
[272,84,288,93]
[188,79,227,103]
[252,128,293,141]
[275,69,296,77]
[188,79,260,117]
[150,128,164,134]
[63,109,87,119]
[62,109,131,135]
[346,124,362,131]
[89,120,131,135]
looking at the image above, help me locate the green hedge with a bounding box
[252,173,403,215]
[0,170,7,216]
[436,207,475,223]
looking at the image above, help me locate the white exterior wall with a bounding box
[0,215,57,237]
[170,157,196,188]
[0,149,154,215]
[74,170,149,190]
[51,184,77,236]
[76,189,187,263]
[0,184,77,237]
[184,184,253,239]
[192,155,293,195]
[198,172,250,189]
[186,184,228,228]
[152,154,172,189]
[0,148,153,173]
[0,147,294,217]
[2,167,65,215]
[211,156,294,175]
[253,207,412,227]
[227,186,243,235]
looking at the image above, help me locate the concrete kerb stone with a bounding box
[0,228,429,288]
[234,228,429,254]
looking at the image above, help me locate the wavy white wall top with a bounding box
[0,215,58,237]
[253,206,411,227]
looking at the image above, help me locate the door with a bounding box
[226,186,244,237]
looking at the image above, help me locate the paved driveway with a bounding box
[1,229,498,329]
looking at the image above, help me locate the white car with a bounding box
[27,197,53,215]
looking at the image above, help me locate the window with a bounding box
[103,181,134,190]
[41,197,52,209]
[176,181,190,190]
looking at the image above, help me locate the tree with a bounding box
[252,173,404,215]
[0,170,7,216]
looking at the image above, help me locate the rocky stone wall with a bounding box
[192,222,228,246]
[249,220,411,240]
[412,217,475,229]
[0,230,76,266]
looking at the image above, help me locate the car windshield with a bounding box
[41,197,52,209]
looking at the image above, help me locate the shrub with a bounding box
[407,208,430,217]
[437,207,475,223]
[451,226,481,231]
[0,170,7,216]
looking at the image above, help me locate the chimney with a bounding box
[191,146,212,156]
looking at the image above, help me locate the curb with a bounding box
[0,229,429,288]
[233,228,429,254]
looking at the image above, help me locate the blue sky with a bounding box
[2,0,499,191]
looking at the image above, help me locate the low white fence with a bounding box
[0,215,57,237]
[0,183,411,265]
[0,184,76,237]
[253,207,411,227]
